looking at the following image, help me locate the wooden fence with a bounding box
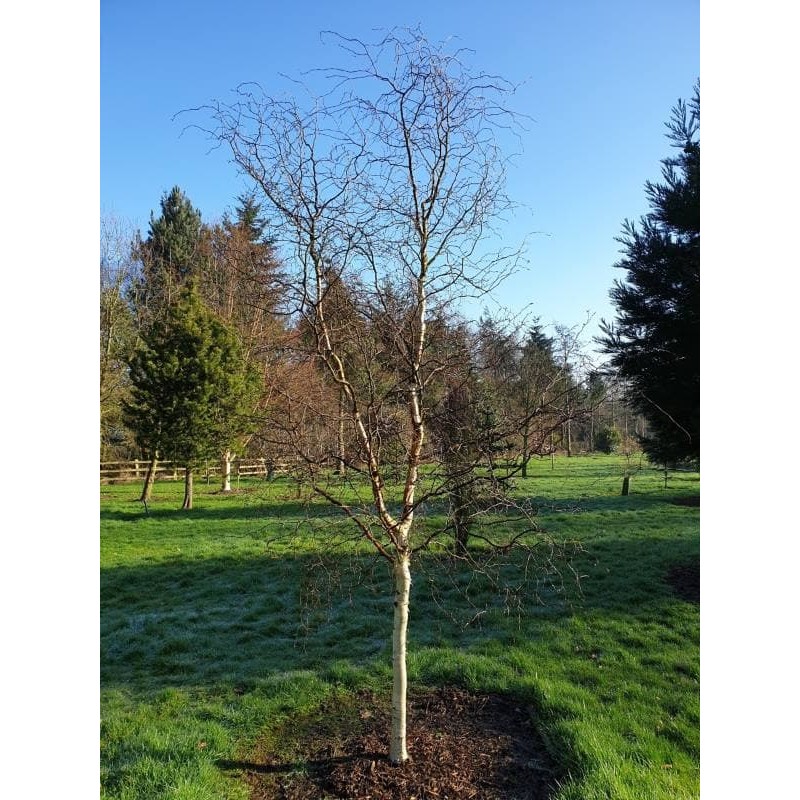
[100,458,285,484]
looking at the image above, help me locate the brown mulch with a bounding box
[666,559,700,603]
[235,687,559,799]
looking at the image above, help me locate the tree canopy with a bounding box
[124,285,259,505]
[598,84,700,464]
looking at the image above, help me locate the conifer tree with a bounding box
[599,84,700,464]
[127,187,209,500]
[132,186,206,320]
[124,286,259,508]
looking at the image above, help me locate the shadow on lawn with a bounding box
[527,488,700,516]
[101,519,699,693]
[100,500,342,524]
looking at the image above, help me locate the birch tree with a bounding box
[197,28,533,764]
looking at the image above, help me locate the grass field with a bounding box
[101,454,699,799]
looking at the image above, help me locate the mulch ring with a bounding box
[237,686,559,799]
[666,558,700,603]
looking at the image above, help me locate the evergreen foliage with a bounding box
[599,84,700,464]
[132,187,206,317]
[124,286,260,477]
[595,425,622,454]
[233,192,270,243]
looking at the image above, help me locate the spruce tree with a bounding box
[598,84,700,464]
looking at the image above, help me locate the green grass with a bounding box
[101,454,699,799]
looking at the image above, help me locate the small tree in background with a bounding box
[124,286,259,509]
[127,187,208,500]
[595,425,622,454]
[203,194,286,490]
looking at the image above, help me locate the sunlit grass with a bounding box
[101,455,699,799]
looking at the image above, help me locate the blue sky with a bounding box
[101,0,699,342]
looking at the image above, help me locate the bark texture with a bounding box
[140,453,158,502]
[221,450,234,492]
[390,553,412,764]
[182,467,193,509]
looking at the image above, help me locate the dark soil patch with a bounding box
[666,558,700,603]
[671,495,699,507]
[232,687,560,799]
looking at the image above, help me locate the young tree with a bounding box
[434,376,506,556]
[513,322,558,475]
[128,187,208,500]
[598,84,700,464]
[124,286,259,509]
[198,28,533,763]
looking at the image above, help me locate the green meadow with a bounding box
[101,454,699,799]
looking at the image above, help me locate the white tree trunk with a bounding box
[221,450,234,492]
[390,553,412,764]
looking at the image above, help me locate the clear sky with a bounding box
[101,0,699,342]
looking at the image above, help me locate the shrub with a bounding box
[595,426,622,454]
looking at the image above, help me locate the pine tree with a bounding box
[132,187,206,319]
[599,84,700,464]
[124,286,259,508]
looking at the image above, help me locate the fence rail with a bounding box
[100,459,286,484]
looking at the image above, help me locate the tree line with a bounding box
[101,188,646,505]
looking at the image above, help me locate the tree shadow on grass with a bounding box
[101,514,698,695]
[100,500,341,524]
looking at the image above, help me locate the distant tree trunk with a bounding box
[182,467,193,509]
[221,450,234,492]
[337,389,346,477]
[452,482,471,556]
[521,425,530,478]
[140,452,158,502]
[566,417,572,457]
[390,553,411,764]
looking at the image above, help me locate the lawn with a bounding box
[100,454,699,799]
